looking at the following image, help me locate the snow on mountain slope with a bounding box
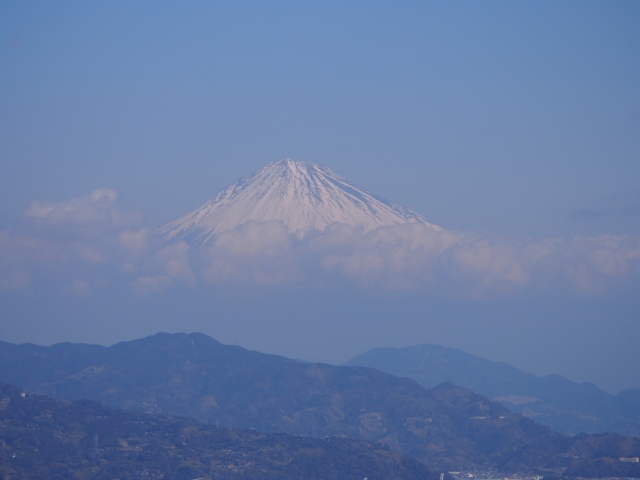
[156,159,441,244]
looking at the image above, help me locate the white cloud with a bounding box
[2,189,640,299]
[118,229,149,257]
[201,221,305,286]
[24,188,141,237]
[0,189,148,296]
[154,242,196,287]
[78,246,105,263]
[129,242,196,296]
[198,222,640,298]
[61,278,91,296]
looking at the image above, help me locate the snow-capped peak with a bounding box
[156,159,441,244]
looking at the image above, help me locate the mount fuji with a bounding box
[156,159,441,245]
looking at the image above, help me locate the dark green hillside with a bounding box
[344,343,640,436]
[0,382,437,480]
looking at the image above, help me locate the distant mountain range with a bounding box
[1,332,639,477]
[155,159,441,243]
[344,344,640,437]
[0,382,435,480]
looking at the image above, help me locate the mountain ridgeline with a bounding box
[344,344,640,437]
[1,332,639,477]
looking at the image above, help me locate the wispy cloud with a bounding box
[131,242,196,297]
[1,190,639,299]
[0,189,145,293]
[196,222,640,298]
[24,188,142,238]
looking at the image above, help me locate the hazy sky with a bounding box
[1,2,639,394]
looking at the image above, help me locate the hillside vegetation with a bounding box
[1,333,639,477]
[0,382,436,480]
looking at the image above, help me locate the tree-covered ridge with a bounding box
[344,343,640,437]
[0,333,568,472]
[1,333,639,477]
[0,383,437,480]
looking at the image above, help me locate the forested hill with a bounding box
[0,382,437,480]
[344,343,640,437]
[1,333,639,477]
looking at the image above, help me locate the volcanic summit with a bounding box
[156,159,440,244]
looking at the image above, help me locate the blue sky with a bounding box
[1,1,639,393]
